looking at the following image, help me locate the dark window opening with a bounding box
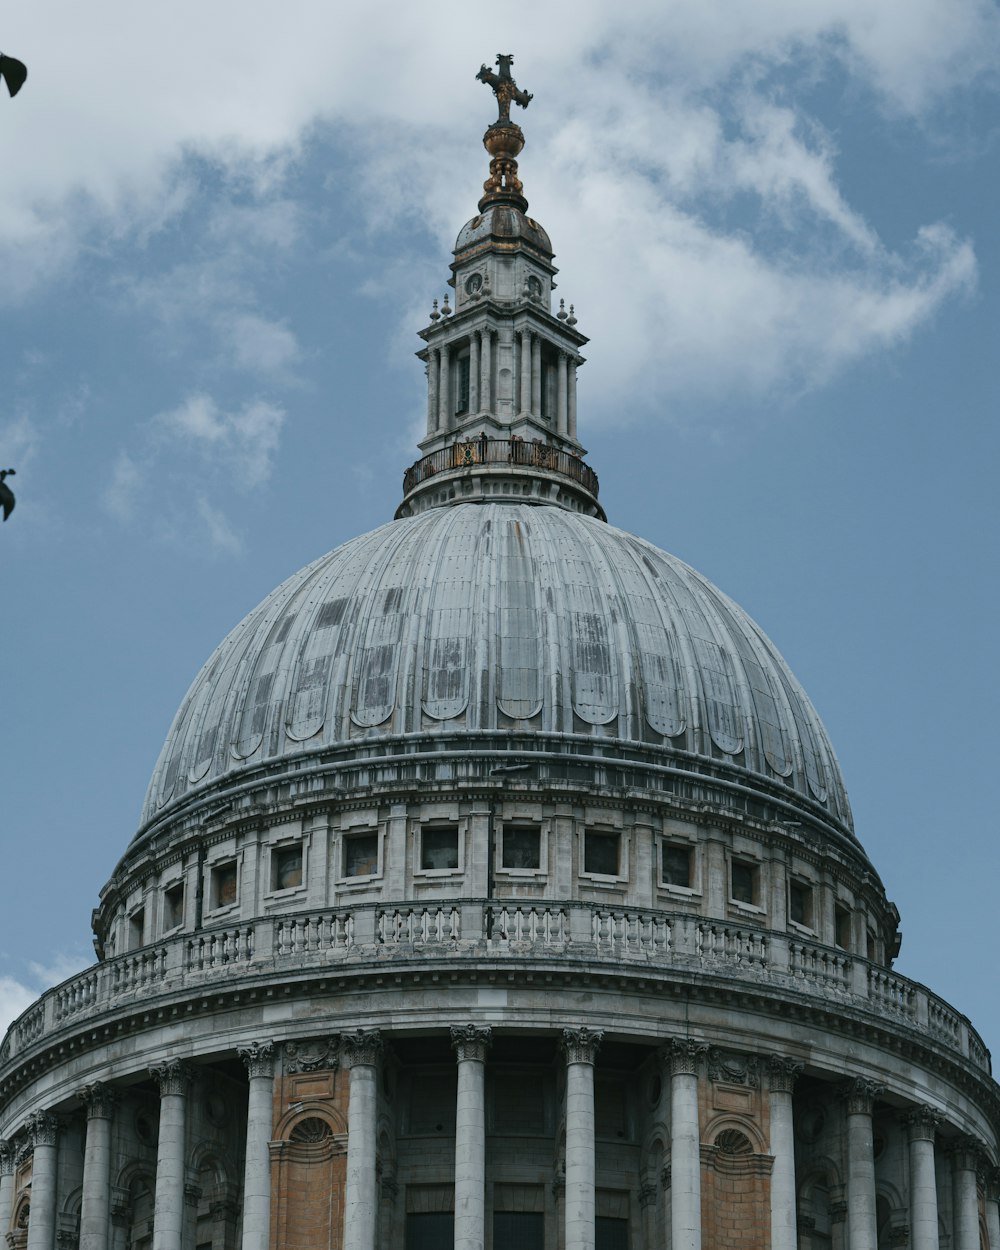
[211,861,238,909]
[661,843,692,888]
[584,831,620,877]
[406,1213,454,1250]
[789,880,813,928]
[163,883,184,930]
[455,355,471,416]
[422,827,460,871]
[503,826,541,870]
[730,859,758,906]
[272,845,303,891]
[866,929,877,961]
[835,906,852,951]
[596,1217,630,1250]
[344,833,379,879]
[493,1212,544,1250]
[129,908,145,950]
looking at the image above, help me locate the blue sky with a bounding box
[2,3,998,1055]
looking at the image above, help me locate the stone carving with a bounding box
[768,1056,804,1094]
[562,1027,603,1065]
[715,1128,754,1155]
[840,1077,885,1116]
[888,1225,911,1247]
[341,1029,383,1068]
[946,1134,984,1172]
[476,53,532,125]
[283,1037,339,1074]
[78,1082,118,1120]
[150,1059,193,1097]
[289,1117,333,1144]
[665,1038,707,1076]
[707,1047,759,1088]
[903,1105,941,1141]
[0,1140,12,1175]
[238,1040,275,1079]
[450,1024,492,1063]
[638,1182,657,1208]
[26,1111,60,1148]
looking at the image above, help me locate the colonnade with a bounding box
[425,331,579,439]
[4,1035,999,1250]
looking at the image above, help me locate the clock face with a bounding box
[465,273,483,295]
[527,275,542,297]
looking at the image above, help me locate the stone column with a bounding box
[841,1078,884,1250]
[238,1042,275,1250]
[769,1057,803,1250]
[904,1107,941,1250]
[667,1040,705,1250]
[557,353,569,437]
[638,1182,658,1250]
[519,331,532,416]
[150,1060,192,1250]
[343,1030,382,1250]
[567,363,578,440]
[479,330,492,413]
[468,334,480,417]
[451,1025,492,1250]
[26,1112,60,1250]
[983,1166,1000,1250]
[426,349,439,436]
[949,1138,981,1250]
[79,1083,118,1250]
[531,335,542,416]
[0,1141,14,1248]
[438,345,451,434]
[563,1027,603,1250]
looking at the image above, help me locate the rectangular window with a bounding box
[343,832,379,879]
[455,355,471,416]
[584,831,620,877]
[421,826,459,871]
[128,908,145,950]
[405,1213,454,1250]
[835,906,852,951]
[502,825,541,871]
[163,883,185,930]
[493,1212,544,1250]
[789,880,813,928]
[730,859,758,906]
[596,1216,630,1250]
[866,929,877,961]
[661,842,692,888]
[210,861,238,909]
[271,844,304,891]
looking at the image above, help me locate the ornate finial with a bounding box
[557,299,567,321]
[429,298,440,322]
[566,304,577,326]
[441,294,452,317]
[475,53,531,213]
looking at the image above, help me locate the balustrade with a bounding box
[488,904,567,945]
[868,968,916,1018]
[696,921,768,969]
[788,941,851,991]
[185,926,254,972]
[377,905,460,944]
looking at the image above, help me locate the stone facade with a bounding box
[1,60,998,1250]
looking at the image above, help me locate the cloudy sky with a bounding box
[2,3,998,1053]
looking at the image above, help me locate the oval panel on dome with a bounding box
[422,514,480,721]
[351,531,421,728]
[231,618,291,760]
[568,585,618,726]
[690,635,744,755]
[497,518,543,720]
[772,661,829,803]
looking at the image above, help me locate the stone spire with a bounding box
[396,57,603,522]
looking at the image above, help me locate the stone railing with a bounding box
[401,438,599,499]
[5,900,989,1076]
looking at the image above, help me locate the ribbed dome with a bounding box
[455,205,552,256]
[142,504,851,835]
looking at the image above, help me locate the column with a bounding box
[150,1060,192,1250]
[950,1137,981,1250]
[841,1078,884,1250]
[519,331,532,416]
[438,345,451,434]
[567,362,578,439]
[426,349,439,436]
[905,1107,940,1250]
[479,330,492,414]
[531,335,541,416]
[468,333,480,417]
[343,1029,382,1250]
[238,1042,275,1250]
[984,1166,1000,1250]
[638,1182,658,1250]
[451,1025,492,1250]
[769,1057,803,1250]
[667,1040,705,1250]
[557,353,569,437]
[563,1027,603,1250]
[79,1083,118,1250]
[0,1141,15,1247]
[26,1112,60,1250]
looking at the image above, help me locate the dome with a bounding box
[142,502,851,837]
[454,204,552,256]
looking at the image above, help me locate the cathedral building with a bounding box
[1,56,998,1250]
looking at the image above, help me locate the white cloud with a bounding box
[0,951,91,1038]
[0,413,41,469]
[0,977,35,1038]
[223,314,300,377]
[196,497,243,557]
[155,394,286,489]
[104,449,142,521]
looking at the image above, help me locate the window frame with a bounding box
[497,822,547,878]
[580,827,628,886]
[339,828,383,884]
[657,838,698,895]
[728,855,762,911]
[417,824,463,877]
[208,857,240,914]
[269,839,307,896]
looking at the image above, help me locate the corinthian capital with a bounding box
[78,1082,118,1121]
[341,1029,383,1068]
[903,1105,941,1142]
[238,1041,275,1080]
[26,1111,61,1148]
[562,1027,603,1065]
[451,1025,492,1063]
[840,1077,885,1116]
[664,1038,707,1077]
[0,1140,13,1175]
[150,1059,193,1097]
[768,1056,804,1095]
